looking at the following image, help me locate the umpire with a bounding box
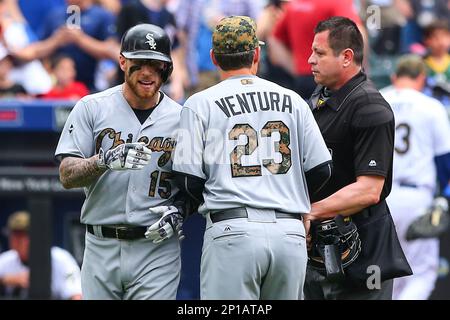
[304,16,412,300]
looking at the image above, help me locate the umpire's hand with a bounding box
[145,206,185,244]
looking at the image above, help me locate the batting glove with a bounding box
[97,142,152,171]
[145,206,185,244]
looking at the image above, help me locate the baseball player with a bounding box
[172,16,332,300]
[55,24,184,300]
[381,55,450,300]
[0,211,82,300]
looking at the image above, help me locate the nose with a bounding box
[139,64,156,74]
[308,52,315,65]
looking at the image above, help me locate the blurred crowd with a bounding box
[0,0,449,300]
[0,0,448,107]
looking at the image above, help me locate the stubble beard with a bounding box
[125,73,160,101]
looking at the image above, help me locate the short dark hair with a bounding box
[423,20,449,39]
[314,16,364,65]
[213,50,255,71]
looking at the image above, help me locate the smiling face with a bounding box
[120,56,166,108]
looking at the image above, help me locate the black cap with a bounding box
[120,24,172,63]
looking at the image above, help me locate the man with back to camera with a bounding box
[172,15,332,300]
[55,24,186,300]
[381,55,450,300]
[304,16,412,300]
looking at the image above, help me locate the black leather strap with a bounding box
[86,224,147,240]
[210,208,302,223]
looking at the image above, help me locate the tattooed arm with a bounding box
[59,155,107,189]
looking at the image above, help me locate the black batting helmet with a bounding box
[120,24,173,82]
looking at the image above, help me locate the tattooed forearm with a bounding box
[59,155,107,189]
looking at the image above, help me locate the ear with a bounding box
[342,48,354,67]
[210,49,218,66]
[254,46,260,64]
[119,55,126,72]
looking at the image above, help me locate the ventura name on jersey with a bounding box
[215,91,293,118]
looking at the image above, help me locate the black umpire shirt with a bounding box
[309,71,395,204]
[308,71,412,285]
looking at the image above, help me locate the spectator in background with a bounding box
[268,0,364,99]
[17,0,66,35]
[0,0,53,95]
[95,0,122,15]
[14,0,119,92]
[0,43,27,98]
[116,0,187,102]
[256,0,293,90]
[422,20,450,107]
[175,0,264,97]
[42,54,89,100]
[362,0,410,56]
[0,211,82,300]
[399,0,450,53]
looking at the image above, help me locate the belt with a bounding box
[86,224,147,240]
[210,208,302,223]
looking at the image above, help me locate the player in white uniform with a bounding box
[0,211,82,300]
[172,16,332,300]
[55,24,185,299]
[381,55,450,300]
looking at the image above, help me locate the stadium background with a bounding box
[1,0,450,299]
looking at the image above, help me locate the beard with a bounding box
[124,72,161,100]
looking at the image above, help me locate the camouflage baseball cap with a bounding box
[7,211,30,232]
[212,16,264,54]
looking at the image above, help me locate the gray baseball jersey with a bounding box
[55,85,181,226]
[173,75,331,214]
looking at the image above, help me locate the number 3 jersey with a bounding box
[55,85,182,226]
[381,87,450,191]
[173,75,331,214]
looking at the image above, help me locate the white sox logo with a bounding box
[145,33,157,50]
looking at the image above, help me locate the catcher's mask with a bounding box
[308,216,361,281]
[120,24,173,82]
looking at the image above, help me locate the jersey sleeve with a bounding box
[54,100,95,161]
[302,103,332,171]
[172,106,207,179]
[352,103,395,177]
